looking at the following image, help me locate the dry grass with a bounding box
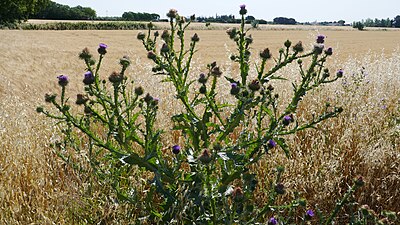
[0,28,399,223]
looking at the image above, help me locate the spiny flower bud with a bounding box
[108,71,123,84]
[45,93,56,103]
[160,43,169,53]
[248,79,261,91]
[245,35,253,45]
[167,9,178,19]
[120,55,131,68]
[161,30,170,40]
[79,47,92,61]
[191,33,200,42]
[226,27,237,39]
[154,31,159,37]
[190,14,196,21]
[76,94,89,105]
[57,75,69,87]
[83,71,95,85]
[36,106,44,113]
[284,39,292,48]
[198,149,212,164]
[199,85,207,94]
[293,41,304,52]
[325,47,333,56]
[198,73,207,84]
[147,51,157,61]
[239,4,247,15]
[313,44,324,54]
[98,43,107,55]
[137,32,146,40]
[260,48,271,60]
[134,86,144,96]
[230,82,240,95]
[211,66,222,77]
[144,93,153,103]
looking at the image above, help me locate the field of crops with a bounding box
[0,27,399,223]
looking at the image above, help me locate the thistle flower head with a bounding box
[325,47,333,55]
[230,82,240,95]
[260,48,271,59]
[172,145,181,154]
[167,9,178,18]
[57,75,69,87]
[316,34,325,44]
[336,69,344,78]
[98,43,107,55]
[239,4,247,15]
[268,217,278,225]
[305,209,315,220]
[83,71,95,85]
[137,32,146,40]
[293,41,304,52]
[267,139,277,149]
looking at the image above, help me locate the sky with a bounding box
[53,0,399,23]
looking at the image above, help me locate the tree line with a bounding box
[353,16,400,30]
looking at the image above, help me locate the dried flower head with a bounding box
[248,79,261,91]
[79,47,92,60]
[134,86,144,96]
[293,41,304,52]
[76,94,89,105]
[108,71,123,84]
[232,187,244,202]
[191,33,200,42]
[198,149,212,164]
[211,66,222,77]
[274,183,285,195]
[260,48,271,60]
[167,9,178,18]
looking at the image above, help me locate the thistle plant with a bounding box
[35,5,375,224]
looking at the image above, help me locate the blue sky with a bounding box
[53,0,399,22]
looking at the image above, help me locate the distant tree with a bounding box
[338,20,345,26]
[353,21,364,30]
[33,1,96,20]
[394,15,400,27]
[122,11,160,21]
[273,17,297,25]
[0,0,50,24]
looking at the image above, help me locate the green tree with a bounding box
[0,0,49,24]
[394,15,400,27]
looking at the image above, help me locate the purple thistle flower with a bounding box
[239,4,247,15]
[98,43,108,55]
[268,217,278,225]
[172,145,181,154]
[316,35,325,44]
[306,209,315,220]
[267,139,277,149]
[283,115,293,126]
[230,82,240,95]
[337,69,344,78]
[57,75,69,87]
[83,71,95,85]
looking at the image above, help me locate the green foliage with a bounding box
[122,11,160,21]
[394,15,400,28]
[12,21,148,30]
[36,5,399,224]
[33,1,96,20]
[0,0,49,24]
[353,21,365,30]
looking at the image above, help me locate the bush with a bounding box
[353,21,365,30]
[37,5,398,224]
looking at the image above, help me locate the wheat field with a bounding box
[0,28,400,223]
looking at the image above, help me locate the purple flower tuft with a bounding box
[83,71,95,85]
[268,217,278,225]
[239,4,247,15]
[307,209,315,217]
[172,145,181,154]
[230,82,240,95]
[283,115,293,126]
[98,43,107,55]
[57,75,69,86]
[337,69,344,78]
[267,139,277,149]
[316,35,325,44]
[325,47,333,55]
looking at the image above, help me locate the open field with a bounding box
[1,28,400,223]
